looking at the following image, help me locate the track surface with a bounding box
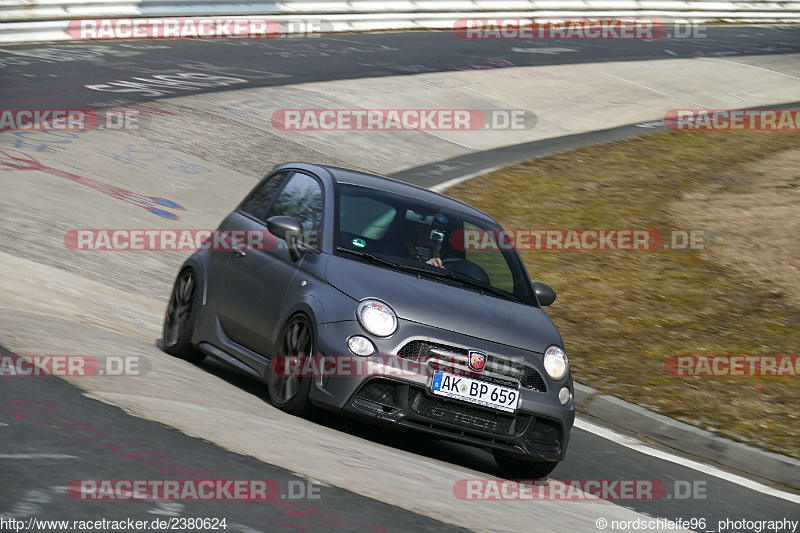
[1,27,799,532]
[2,341,799,530]
[2,26,800,110]
[0,346,469,532]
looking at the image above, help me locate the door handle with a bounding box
[233,247,246,258]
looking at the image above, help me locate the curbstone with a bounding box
[575,383,800,490]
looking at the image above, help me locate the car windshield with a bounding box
[334,184,537,305]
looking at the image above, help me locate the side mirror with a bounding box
[267,215,303,261]
[533,282,556,306]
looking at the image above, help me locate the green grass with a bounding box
[446,130,800,457]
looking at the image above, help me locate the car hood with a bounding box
[325,255,562,353]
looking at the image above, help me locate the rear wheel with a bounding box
[163,268,205,363]
[267,315,315,417]
[493,451,559,479]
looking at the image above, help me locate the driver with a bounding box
[404,213,448,268]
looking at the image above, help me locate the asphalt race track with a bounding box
[2,27,800,109]
[1,27,799,532]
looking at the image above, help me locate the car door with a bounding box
[216,171,324,366]
[207,169,291,311]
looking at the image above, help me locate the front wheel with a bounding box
[493,451,559,479]
[163,268,205,363]
[267,315,315,417]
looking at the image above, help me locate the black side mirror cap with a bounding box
[267,215,303,261]
[533,282,557,306]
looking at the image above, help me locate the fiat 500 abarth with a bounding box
[163,162,574,478]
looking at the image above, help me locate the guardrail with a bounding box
[1,1,800,42]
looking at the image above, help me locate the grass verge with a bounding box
[446,130,800,458]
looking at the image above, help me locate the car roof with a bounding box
[309,164,497,224]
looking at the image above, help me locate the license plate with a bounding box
[431,371,519,413]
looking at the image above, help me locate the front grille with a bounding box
[398,340,547,392]
[408,387,531,437]
[525,417,563,450]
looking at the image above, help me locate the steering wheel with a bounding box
[442,258,491,285]
[441,258,463,269]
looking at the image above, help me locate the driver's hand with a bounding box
[426,257,444,268]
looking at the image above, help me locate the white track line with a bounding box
[429,166,502,193]
[0,453,77,459]
[575,417,800,504]
[576,66,711,109]
[701,57,800,80]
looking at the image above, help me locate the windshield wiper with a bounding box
[337,247,462,283]
[336,247,518,302]
[410,265,517,301]
[336,247,403,269]
[446,273,518,302]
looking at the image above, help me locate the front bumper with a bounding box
[310,319,574,461]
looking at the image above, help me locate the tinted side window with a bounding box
[463,222,515,294]
[240,171,291,221]
[267,172,323,245]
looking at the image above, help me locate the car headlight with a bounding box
[356,299,397,337]
[544,346,568,380]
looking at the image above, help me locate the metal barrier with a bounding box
[2,0,799,42]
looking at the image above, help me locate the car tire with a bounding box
[163,267,206,364]
[493,451,559,479]
[267,314,316,417]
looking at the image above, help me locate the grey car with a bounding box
[162,162,574,478]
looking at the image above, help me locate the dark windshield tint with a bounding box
[334,184,536,305]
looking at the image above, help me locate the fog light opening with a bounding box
[348,335,375,356]
[559,386,571,405]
